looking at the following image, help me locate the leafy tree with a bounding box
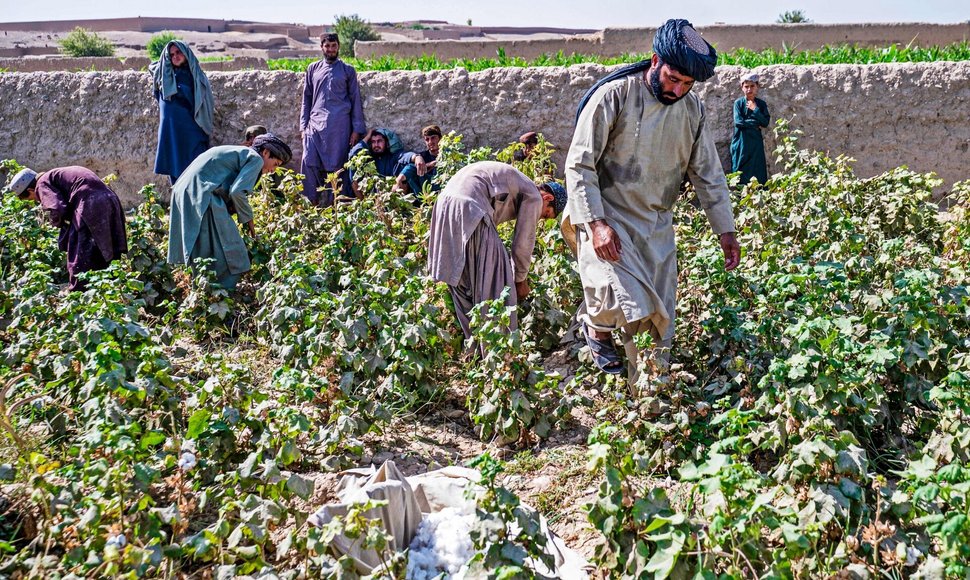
[146,31,181,61]
[58,27,115,57]
[331,13,380,58]
[777,9,812,23]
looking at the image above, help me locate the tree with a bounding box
[146,31,181,61]
[777,10,812,23]
[332,14,380,58]
[58,27,115,57]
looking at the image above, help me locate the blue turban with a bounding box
[543,181,567,216]
[653,19,718,82]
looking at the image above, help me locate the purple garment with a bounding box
[300,58,366,172]
[36,167,128,290]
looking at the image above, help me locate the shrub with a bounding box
[331,14,380,58]
[146,31,180,61]
[777,9,812,23]
[58,27,115,57]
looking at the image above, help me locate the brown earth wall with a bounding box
[0,57,268,72]
[357,23,970,59]
[0,62,967,207]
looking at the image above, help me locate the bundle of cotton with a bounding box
[406,506,477,579]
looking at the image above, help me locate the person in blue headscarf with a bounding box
[565,18,741,382]
[150,40,215,184]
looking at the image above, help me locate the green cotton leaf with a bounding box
[153,503,183,526]
[495,566,527,580]
[678,461,701,481]
[279,440,301,466]
[139,430,166,450]
[862,346,896,366]
[787,353,811,380]
[234,545,260,559]
[276,531,294,561]
[835,448,866,476]
[500,542,528,565]
[942,514,968,535]
[186,409,211,439]
[285,474,314,500]
[644,530,686,577]
[905,455,938,479]
[78,505,100,529]
[781,522,812,551]
[208,301,231,320]
[239,452,260,479]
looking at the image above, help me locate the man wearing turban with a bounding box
[428,161,567,341]
[564,19,741,381]
[168,134,292,290]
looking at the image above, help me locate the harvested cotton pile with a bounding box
[406,506,477,579]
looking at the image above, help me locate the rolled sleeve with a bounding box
[565,82,624,225]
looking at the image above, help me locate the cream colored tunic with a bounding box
[428,161,543,287]
[564,73,736,339]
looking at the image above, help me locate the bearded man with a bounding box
[300,33,366,207]
[564,19,741,379]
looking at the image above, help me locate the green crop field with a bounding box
[0,124,968,577]
[268,42,970,73]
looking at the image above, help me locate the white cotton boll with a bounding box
[181,439,198,453]
[407,507,476,579]
[106,533,127,548]
[905,546,921,566]
[178,452,197,472]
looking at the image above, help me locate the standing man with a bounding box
[300,33,366,207]
[428,161,567,341]
[565,19,741,378]
[6,166,127,291]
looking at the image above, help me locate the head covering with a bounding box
[5,168,37,197]
[321,33,339,43]
[148,40,215,136]
[543,181,567,216]
[252,133,292,164]
[519,131,539,145]
[652,19,718,82]
[741,72,760,85]
[244,124,268,141]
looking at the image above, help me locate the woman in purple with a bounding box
[6,166,128,291]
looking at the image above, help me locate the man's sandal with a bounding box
[582,322,625,375]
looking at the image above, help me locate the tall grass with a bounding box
[268,42,970,73]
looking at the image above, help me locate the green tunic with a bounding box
[167,146,262,289]
[730,96,770,185]
[565,73,736,341]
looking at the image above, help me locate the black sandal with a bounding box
[582,323,625,375]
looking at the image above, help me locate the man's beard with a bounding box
[324,52,339,63]
[649,67,686,106]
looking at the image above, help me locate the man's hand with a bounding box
[515,280,531,301]
[719,232,740,271]
[350,131,361,147]
[589,219,622,262]
[746,100,757,110]
[414,156,428,177]
[246,221,256,238]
